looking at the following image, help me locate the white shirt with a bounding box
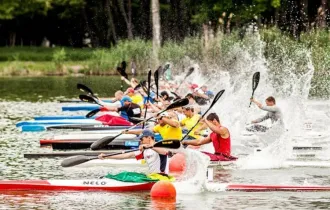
[134,149,169,174]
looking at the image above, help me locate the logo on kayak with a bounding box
[93,125,110,128]
[162,141,173,144]
[82,181,107,185]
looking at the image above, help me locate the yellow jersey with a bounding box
[153,122,182,140]
[180,114,202,139]
[130,94,144,108]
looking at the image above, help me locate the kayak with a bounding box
[34,115,97,121]
[16,119,106,127]
[33,112,118,121]
[73,159,236,168]
[62,104,102,111]
[20,114,135,132]
[40,137,141,150]
[21,124,141,132]
[45,132,162,142]
[59,99,113,103]
[0,180,155,192]
[1,180,330,192]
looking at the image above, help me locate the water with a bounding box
[1,76,330,209]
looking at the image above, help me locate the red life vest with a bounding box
[210,126,231,156]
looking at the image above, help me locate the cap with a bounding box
[190,84,198,89]
[183,105,194,110]
[126,87,134,94]
[139,129,155,139]
[121,96,132,103]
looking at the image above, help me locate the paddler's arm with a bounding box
[151,147,169,155]
[121,76,132,86]
[204,119,227,135]
[102,106,119,112]
[250,98,262,108]
[194,122,208,135]
[252,114,270,123]
[98,152,135,160]
[161,117,180,128]
[182,136,212,146]
[123,129,143,135]
[259,105,279,112]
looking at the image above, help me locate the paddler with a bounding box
[104,96,142,124]
[180,106,205,140]
[124,111,182,140]
[182,113,237,161]
[98,129,171,175]
[125,87,144,108]
[248,96,284,132]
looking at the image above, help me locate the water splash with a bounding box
[173,27,316,169]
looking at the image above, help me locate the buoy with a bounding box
[169,153,186,173]
[150,180,176,201]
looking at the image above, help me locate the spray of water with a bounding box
[173,26,315,170]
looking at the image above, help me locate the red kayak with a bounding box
[0,180,155,192]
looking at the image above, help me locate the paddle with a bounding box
[181,89,225,140]
[142,70,152,129]
[61,139,182,167]
[174,67,194,92]
[117,61,128,91]
[79,95,107,118]
[154,67,160,98]
[77,83,95,97]
[249,72,260,107]
[79,94,103,106]
[90,97,189,150]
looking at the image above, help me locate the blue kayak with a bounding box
[62,104,101,111]
[34,115,96,121]
[16,119,103,127]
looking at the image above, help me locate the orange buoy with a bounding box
[150,180,176,201]
[169,153,186,173]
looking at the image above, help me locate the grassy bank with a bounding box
[0,29,329,97]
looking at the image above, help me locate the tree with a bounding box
[151,0,161,64]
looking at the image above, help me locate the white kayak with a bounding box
[72,159,236,168]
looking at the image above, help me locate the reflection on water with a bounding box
[0,76,131,102]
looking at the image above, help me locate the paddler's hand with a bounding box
[121,129,129,134]
[181,140,188,145]
[98,153,105,160]
[250,97,256,103]
[139,144,152,151]
[121,76,125,81]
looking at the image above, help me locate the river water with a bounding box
[1,76,330,209]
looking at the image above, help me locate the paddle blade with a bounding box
[166,98,189,110]
[154,67,160,96]
[117,61,128,79]
[77,83,94,96]
[61,155,95,167]
[134,83,141,90]
[147,70,152,96]
[249,72,261,107]
[90,134,121,150]
[86,109,101,118]
[154,140,181,149]
[185,67,194,79]
[79,94,96,104]
[210,89,225,107]
[252,72,260,91]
